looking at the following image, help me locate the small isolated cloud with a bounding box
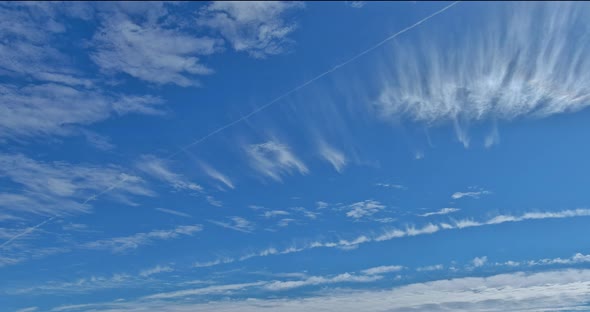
[416,264,444,272]
[472,256,488,267]
[316,201,329,209]
[198,1,304,58]
[261,210,290,218]
[245,140,308,181]
[419,208,460,217]
[345,200,386,219]
[209,217,255,233]
[200,163,235,189]
[291,207,318,219]
[137,155,203,192]
[347,1,366,8]
[361,265,403,275]
[139,265,174,277]
[375,183,407,190]
[318,142,347,173]
[155,208,191,218]
[206,195,223,207]
[277,218,296,227]
[15,308,38,312]
[451,189,491,200]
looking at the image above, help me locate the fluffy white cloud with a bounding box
[472,256,488,267]
[198,1,304,58]
[91,14,220,86]
[345,200,385,219]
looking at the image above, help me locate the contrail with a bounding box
[167,1,460,159]
[1,1,460,249]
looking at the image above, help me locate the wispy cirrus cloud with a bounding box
[82,224,202,253]
[245,140,308,181]
[44,269,590,312]
[154,208,191,218]
[139,265,174,277]
[136,155,203,192]
[451,189,491,200]
[200,163,235,189]
[419,207,459,217]
[209,217,255,233]
[374,2,590,146]
[361,265,404,275]
[318,142,347,173]
[199,208,590,267]
[0,153,153,217]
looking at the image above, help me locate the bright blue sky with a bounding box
[2,1,590,312]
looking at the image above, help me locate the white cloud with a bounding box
[374,3,590,144]
[198,1,304,58]
[261,210,290,218]
[375,183,407,190]
[15,308,38,312]
[200,163,235,189]
[91,9,220,86]
[137,155,203,192]
[206,195,223,207]
[472,256,488,267]
[45,269,590,312]
[202,208,590,267]
[0,153,153,217]
[345,200,386,219]
[291,207,318,219]
[245,140,308,181]
[347,1,366,8]
[139,265,173,277]
[143,282,265,300]
[0,84,164,140]
[361,265,404,275]
[209,217,255,233]
[416,264,444,272]
[318,142,347,173]
[451,190,491,199]
[496,252,590,268]
[82,224,202,253]
[154,208,191,218]
[277,218,296,227]
[419,208,460,217]
[264,273,381,291]
[316,201,329,209]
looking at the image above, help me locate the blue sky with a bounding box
[2,1,590,311]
